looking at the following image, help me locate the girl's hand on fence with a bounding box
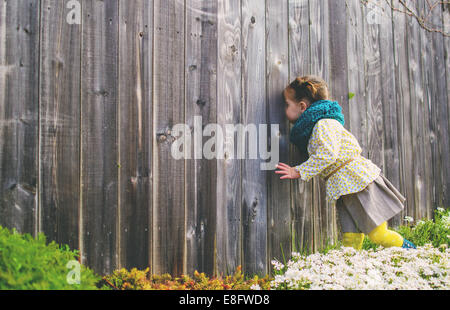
[275,163,301,180]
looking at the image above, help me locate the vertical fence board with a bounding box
[185,0,217,276]
[441,0,450,209]
[430,2,450,211]
[418,0,436,219]
[0,0,39,235]
[347,0,368,158]
[309,0,329,252]
[266,0,291,267]
[152,0,186,276]
[241,0,267,277]
[326,0,347,247]
[404,0,426,222]
[378,0,403,228]
[392,0,414,221]
[288,0,314,255]
[39,0,80,250]
[415,2,436,218]
[118,0,152,271]
[80,0,119,276]
[362,1,384,174]
[216,0,242,276]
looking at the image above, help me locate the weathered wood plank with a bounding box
[80,0,119,276]
[362,0,384,173]
[414,2,435,220]
[241,0,267,277]
[309,0,329,252]
[216,0,242,276]
[392,0,414,222]
[152,0,186,276]
[0,0,39,236]
[288,0,314,255]
[430,2,450,211]
[346,0,368,158]
[377,0,403,228]
[325,0,347,247]
[118,0,152,271]
[39,0,81,250]
[418,0,437,219]
[185,0,217,276]
[442,0,450,209]
[404,0,426,221]
[266,0,291,269]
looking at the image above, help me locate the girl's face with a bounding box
[284,95,309,123]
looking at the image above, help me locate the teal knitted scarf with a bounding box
[290,99,345,157]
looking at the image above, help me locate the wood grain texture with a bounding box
[392,0,414,221]
[326,0,347,247]
[0,0,39,236]
[39,0,80,250]
[442,0,450,209]
[288,0,314,255]
[152,0,186,277]
[118,0,152,271]
[416,0,434,220]
[429,2,449,211]
[266,0,291,268]
[185,0,217,276]
[362,0,384,172]
[377,0,403,228]
[241,0,267,277]
[80,0,119,276]
[346,0,369,158]
[309,0,329,252]
[216,0,242,276]
[404,0,426,222]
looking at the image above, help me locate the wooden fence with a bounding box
[0,0,449,277]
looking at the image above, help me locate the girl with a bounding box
[275,75,416,250]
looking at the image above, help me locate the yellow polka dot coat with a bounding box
[294,118,381,204]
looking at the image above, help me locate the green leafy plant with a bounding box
[362,207,450,251]
[0,226,100,290]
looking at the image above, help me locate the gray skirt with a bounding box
[336,173,406,235]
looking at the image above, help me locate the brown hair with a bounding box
[283,75,329,107]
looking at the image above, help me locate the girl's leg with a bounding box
[342,232,365,250]
[367,221,403,247]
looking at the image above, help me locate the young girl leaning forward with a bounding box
[275,75,416,250]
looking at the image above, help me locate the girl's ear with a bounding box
[299,100,308,111]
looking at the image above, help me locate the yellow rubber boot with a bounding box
[342,232,365,250]
[368,221,404,248]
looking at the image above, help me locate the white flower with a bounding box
[404,216,414,223]
[250,284,261,290]
[441,215,450,230]
[271,259,284,271]
[269,245,449,290]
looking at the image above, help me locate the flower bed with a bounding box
[270,244,449,290]
[269,207,450,290]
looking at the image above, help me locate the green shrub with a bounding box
[362,207,450,251]
[0,226,101,290]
